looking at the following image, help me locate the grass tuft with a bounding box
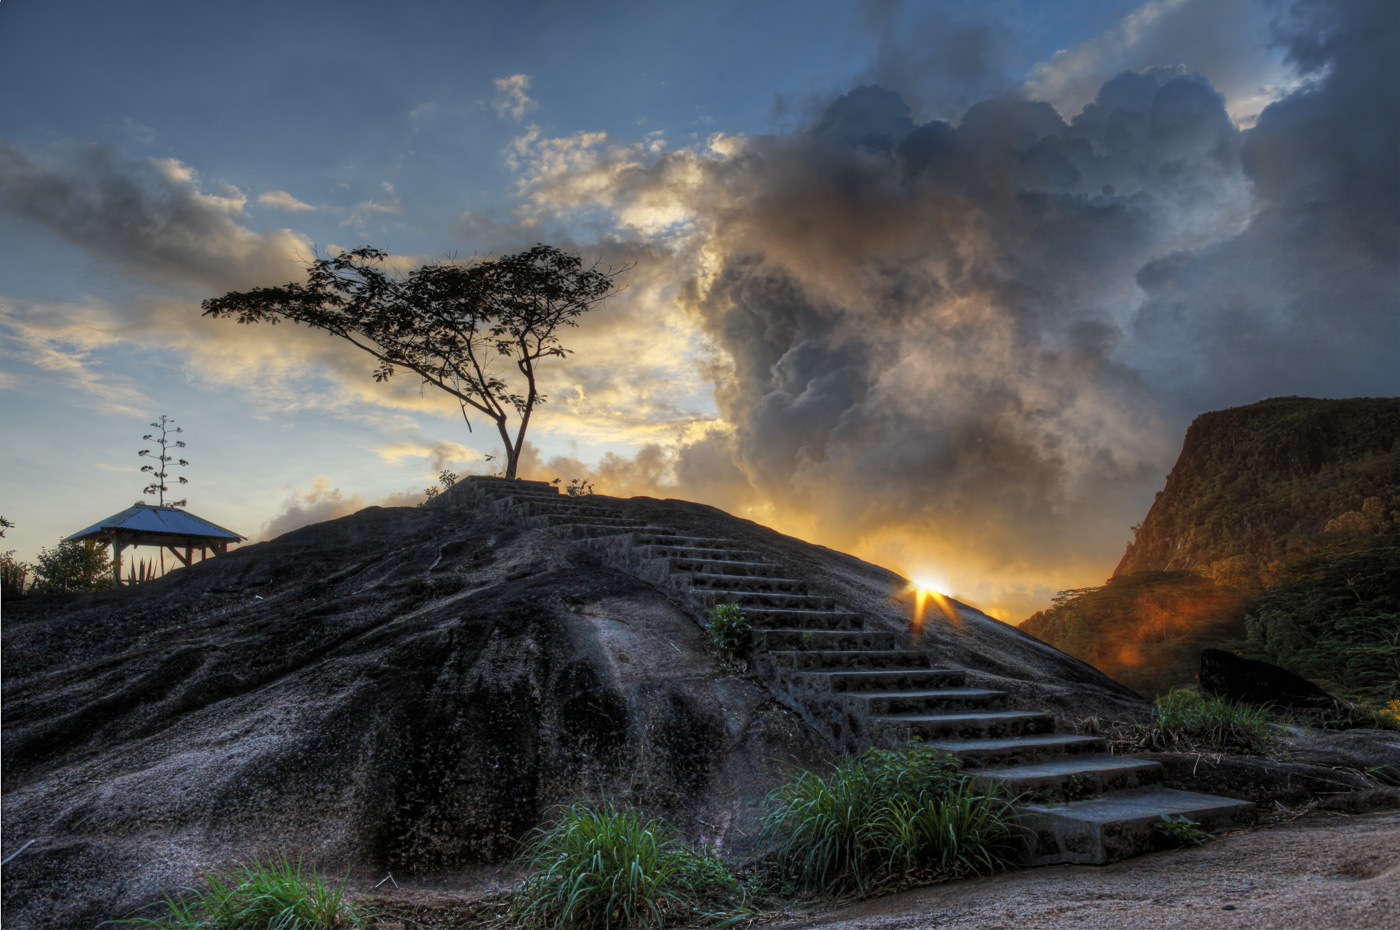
[1146,688,1276,754]
[513,801,739,929]
[118,856,366,929]
[760,746,1020,896]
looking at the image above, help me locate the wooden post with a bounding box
[110,533,123,587]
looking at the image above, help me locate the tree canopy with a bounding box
[202,244,623,479]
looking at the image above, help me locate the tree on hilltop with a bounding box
[202,244,624,479]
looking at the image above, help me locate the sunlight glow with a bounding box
[902,574,962,647]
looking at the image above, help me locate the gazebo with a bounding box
[66,503,245,586]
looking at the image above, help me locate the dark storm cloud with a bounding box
[565,0,1396,614]
[1131,0,1400,414]
[0,142,307,291]
[662,69,1251,589]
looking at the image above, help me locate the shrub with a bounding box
[120,856,366,929]
[707,604,750,656]
[761,746,1020,895]
[514,801,738,929]
[31,538,113,593]
[1154,814,1209,847]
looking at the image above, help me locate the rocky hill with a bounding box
[1024,397,1400,699]
[1,487,1144,928]
[1116,396,1400,581]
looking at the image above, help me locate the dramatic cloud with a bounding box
[505,0,1398,619]
[0,143,310,291]
[1024,0,1296,127]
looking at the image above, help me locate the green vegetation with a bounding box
[1,514,27,597]
[1242,536,1400,701]
[706,604,751,657]
[1153,815,1208,847]
[1143,688,1275,754]
[1023,398,1400,704]
[30,538,113,594]
[421,469,459,505]
[1117,397,1400,581]
[760,746,1020,895]
[119,856,366,929]
[1022,571,1249,698]
[512,802,738,930]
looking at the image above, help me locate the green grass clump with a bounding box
[1144,688,1275,754]
[761,746,1020,895]
[706,604,750,656]
[513,801,738,929]
[120,856,366,929]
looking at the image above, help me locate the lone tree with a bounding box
[202,244,623,479]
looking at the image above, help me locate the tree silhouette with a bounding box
[202,244,624,479]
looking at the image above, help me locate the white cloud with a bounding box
[257,190,315,211]
[1024,0,1295,127]
[493,73,538,121]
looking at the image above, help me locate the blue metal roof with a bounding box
[67,503,245,542]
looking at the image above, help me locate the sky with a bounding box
[1,0,1396,620]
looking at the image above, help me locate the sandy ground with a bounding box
[763,810,1400,930]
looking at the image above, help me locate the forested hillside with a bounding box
[1023,397,1400,701]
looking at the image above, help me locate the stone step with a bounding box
[972,756,1163,796]
[662,557,782,577]
[924,734,1107,768]
[733,608,866,631]
[529,514,638,528]
[1017,786,1256,866]
[630,532,748,551]
[689,589,837,612]
[763,649,932,671]
[675,572,807,595]
[633,544,765,563]
[508,500,618,518]
[795,667,966,691]
[753,629,906,651]
[551,523,655,537]
[868,710,1055,741]
[839,688,1008,715]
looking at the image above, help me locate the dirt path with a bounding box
[765,810,1400,930]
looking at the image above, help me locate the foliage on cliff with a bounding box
[1024,397,1400,702]
[1116,396,1400,582]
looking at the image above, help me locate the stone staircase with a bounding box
[447,477,1255,865]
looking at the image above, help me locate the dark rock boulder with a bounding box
[1,492,1152,928]
[1199,647,1339,711]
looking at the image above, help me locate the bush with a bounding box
[761,746,1020,895]
[706,604,750,656]
[514,802,738,929]
[120,856,366,929]
[1143,688,1275,754]
[31,538,113,593]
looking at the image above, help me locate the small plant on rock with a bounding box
[513,801,739,929]
[707,604,751,657]
[1154,814,1209,847]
